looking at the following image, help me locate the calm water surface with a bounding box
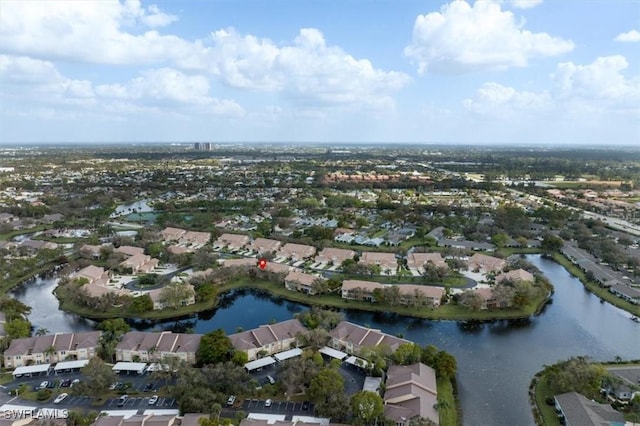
[12,255,639,426]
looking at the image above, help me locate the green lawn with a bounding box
[532,375,562,426]
[0,225,48,241]
[437,376,459,426]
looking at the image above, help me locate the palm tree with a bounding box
[210,403,222,421]
[35,327,49,336]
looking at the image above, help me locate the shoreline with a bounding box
[54,274,553,323]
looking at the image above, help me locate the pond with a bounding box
[12,255,640,425]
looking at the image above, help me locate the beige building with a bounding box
[115,331,202,364]
[384,363,439,425]
[114,245,145,257]
[315,247,355,265]
[277,243,317,261]
[341,280,443,307]
[328,321,410,354]
[147,284,196,310]
[75,265,110,286]
[120,253,159,274]
[406,252,448,271]
[250,238,282,254]
[228,319,307,361]
[341,279,385,301]
[359,252,397,271]
[284,270,324,295]
[468,253,506,273]
[4,331,102,368]
[160,227,186,242]
[215,233,250,250]
[495,268,534,284]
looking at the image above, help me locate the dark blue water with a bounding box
[13,255,640,426]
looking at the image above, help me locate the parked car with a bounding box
[47,381,57,389]
[148,395,158,405]
[143,383,154,392]
[302,401,310,410]
[53,393,68,404]
[71,379,80,387]
[226,395,236,406]
[60,379,72,387]
[117,395,128,407]
[265,399,272,407]
[266,375,276,385]
[39,381,48,390]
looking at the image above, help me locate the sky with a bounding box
[0,0,639,145]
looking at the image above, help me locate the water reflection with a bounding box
[11,255,640,426]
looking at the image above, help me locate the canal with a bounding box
[11,255,640,425]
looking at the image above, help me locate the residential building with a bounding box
[406,252,448,272]
[214,233,250,250]
[384,363,439,426]
[495,268,535,284]
[4,331,102,368]
[554,392,624,426]
[341,280,444,307]
[75,265,110,285]
[250,238,282,254]
[228,319,307,361]
[160,227,186,242]
[610,284,640,305]
[115,331,203,364]
[468,253,506,274]
[315,247,355,266]
[181,231,211,246]
[359,252,397,271]
[278,243,317,261]
[284,270,323,295]
[114,245,145,257]
[120,253,159,274]
[147,284,196,310]
[328,321,410,355]
[80,244,108,259]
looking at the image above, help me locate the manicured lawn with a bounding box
[533,375,562,426]
[436,376,459,426]
[552,253,640,316]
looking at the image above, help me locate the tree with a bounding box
[296,308,343,330]
[393,343,423,366]
[5,318,31,339]
[129,294,154,313]
[308,368,345,404]
[35,327,49,336]
[435,350,457,378]
[351,391,384,425]
[78,357,117,399]
[196,329,234,366]
[458,290,483,311]
[231,351,248,366]
[159,284,194,310]
[98,319,130,362]
[541,234,564,251]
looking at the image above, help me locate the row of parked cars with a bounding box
[37,378,80,390]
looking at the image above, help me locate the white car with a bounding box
[148,395,158,405]
[265,399,272,407]
[39,381,48,389]
[53,393,68,404]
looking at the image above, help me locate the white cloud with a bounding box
[0,0,189,64]
[552,56,640,104]
[463,82,551,115]
[203,27,410,109]
[404,0,574,73]
[0,55,243,118]
[463,55,640,119]
[614,29,640,42]
[505,0,543,9]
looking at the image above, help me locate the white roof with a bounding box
[12,364,51,375]
[244,356,276,371]
[363,376,382,393]
[100,410,138,419]
[112,362,147,372]
[54,359,89,371]
[291,416,330,425]
[319,346,348,360]
[273,348,303,362]
[344,356,370,369]
[247,413,286,424]
[143,409,180,416]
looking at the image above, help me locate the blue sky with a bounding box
[0,0,638,145]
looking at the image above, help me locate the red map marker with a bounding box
[258,258,267,270]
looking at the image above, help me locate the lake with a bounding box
[12,255,640,425]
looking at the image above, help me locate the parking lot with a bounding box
[103,396,177,409]
[242,398,314,415]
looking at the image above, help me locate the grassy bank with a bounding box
[437,375,460,426]
[530,373,561,426]
[551,253,640,316]
[0,260,64,293]
[56,275,550,322]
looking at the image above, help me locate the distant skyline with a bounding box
[1,0,639,145]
